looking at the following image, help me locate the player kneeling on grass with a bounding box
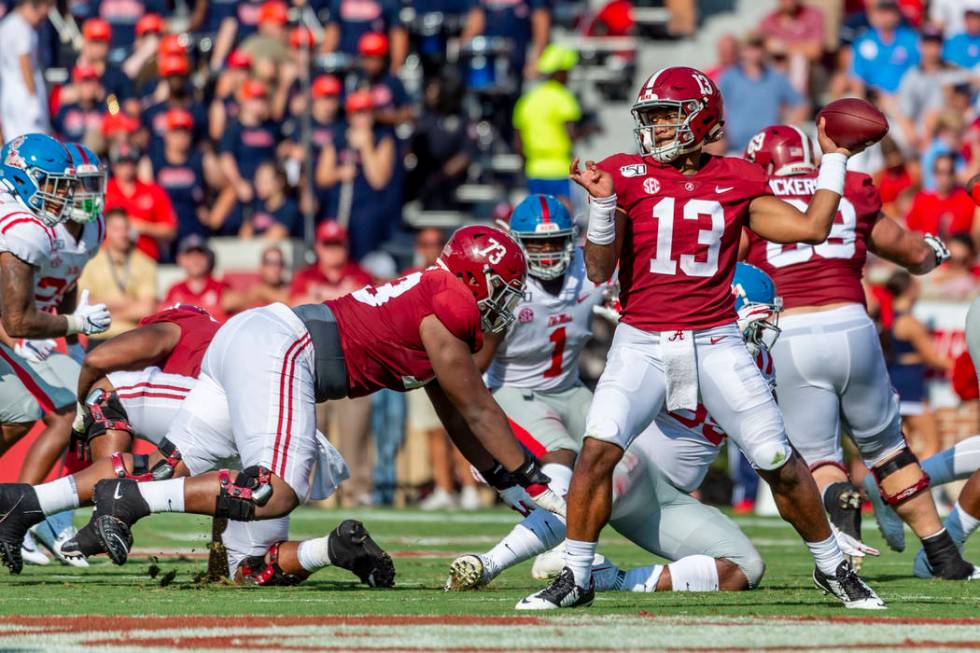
[52,226,562,579]
[0,304,394,587]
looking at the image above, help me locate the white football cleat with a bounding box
[34,511,89,567]
[445,554,494,591]
[21,531,49,566]
[812,561,886,609]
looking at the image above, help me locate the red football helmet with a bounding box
[743,125,817,177]
[632,66,724,163]
[438,225,527,333]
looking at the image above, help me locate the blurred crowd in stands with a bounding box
[1,0,979,508]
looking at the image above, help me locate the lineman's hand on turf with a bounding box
[526,484,566,518]
[497,484,539,517]
[832,524,880,559]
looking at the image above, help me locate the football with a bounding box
[817,98,889,150]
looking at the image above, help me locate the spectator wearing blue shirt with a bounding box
[293,75,343,220]
[943,8,980,68]
[53,64,107,142]
[460,0,550,80]
[323,0,408,73]
[208,0,266,72]
[354,32,412,126]
[142,55,209,155]
[920,111,968,191]
[315,90,396,261]
[149,108,211,258]
[242,162,300,239]
[208,48,252,142]
[849,0,920,96]
[718,33,807,153]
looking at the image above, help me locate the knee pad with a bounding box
[82,388,133,443]
[110,438,183,482]
[734,408,792,472]
[750,440,794,472]
[236,542,302,586]
[667,554,720,592]
[214,466,273,521]
[870,447,930,506]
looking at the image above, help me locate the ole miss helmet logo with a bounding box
[518,307,534,323]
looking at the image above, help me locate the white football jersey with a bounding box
[631,346,776,493]
[486,249,606,392]
[39,215,105,310]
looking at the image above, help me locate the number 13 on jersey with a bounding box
[649,197,725,277]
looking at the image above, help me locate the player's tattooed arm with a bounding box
[421,314,527,471]
[76,322,181,401]
[0,252,70,338]
[56,286,81,346]
[868,216,937,274]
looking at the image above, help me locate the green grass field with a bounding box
[0,506,977,651]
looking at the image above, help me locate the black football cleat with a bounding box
[516,567,596,610]
[91,479,150,566]
[921,529,980,580]
[0,484,46,575]
[813,560,886,609]
[326,520,395,587]
[61,520,111,559]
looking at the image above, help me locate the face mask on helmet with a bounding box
[735,297,782,355]
[32,171,76,226]
[513,231,575,280]
[70,163,105,223]
[479,271,526,333]
[633,101,704,163]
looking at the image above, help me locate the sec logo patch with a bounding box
[643,178,660,195]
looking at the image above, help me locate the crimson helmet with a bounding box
[744,125,817,177]
[632,66,724,163]
[438,225,527,333]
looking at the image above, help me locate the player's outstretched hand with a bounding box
[66,289,112,336]
[570,158,615,199]
[497,484,538,517]
[817,118,865,158]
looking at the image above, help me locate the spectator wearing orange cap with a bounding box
[141,51,209,156]
[216,79,284,234]
[281,74,341,209]
[0,0,53,140]
[105,143,179,262]
[315,90,396,260]
[71,18,136,113]
[289,219,370,302]
[148,108,213,259]
[52,64,107,143]
[239,0,290,64]
[241,161,300,239]
[208,48,252,141]
[323,0,407,73]
[353,32,412,126]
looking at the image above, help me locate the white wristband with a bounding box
[65,314,82,336]
[816,152,847,196]
[587,194,618,245]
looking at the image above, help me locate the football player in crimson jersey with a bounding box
[54,225,564,572]
[521,66,885,611]
[0,305,395,587]
[741,124,977,580]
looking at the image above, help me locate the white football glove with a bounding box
[497,485,539,517]
[526,484,567,518]
[14,338,57,363]
[71,400,88,433]
[66,290,111,336]
[66,342,85,365]
[832,524,880,559]
[923,233,950,267]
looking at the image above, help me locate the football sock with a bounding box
[485,508,564,576]
[950,503,980,546]
[542,463,572,498]
[667,555,720,592]
[621,564,664,592]
[138,478,185,513]
[806,533,845,576]
[564,538,597,588]
[34,476,79,516]
[297,536,332,572]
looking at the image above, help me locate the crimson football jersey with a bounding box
[598,154,772,331]
[137,305,221,378]
[743,171,881,309]
[327,267,483,398]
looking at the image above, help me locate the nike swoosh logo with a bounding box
[113,484,123,501]
[715,186,733,193]
[709,336,725,344]
[0,496,23,525]
[576,294,591,304]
